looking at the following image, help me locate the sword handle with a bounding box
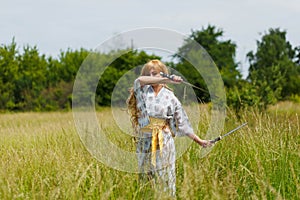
[210,136,222,144]
[160,72,174,80]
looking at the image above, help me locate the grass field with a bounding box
[0,102,299,199]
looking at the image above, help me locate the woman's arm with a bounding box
[187,133,212,148]
[137,76,168,86]
[137,75,182,86]
[168,96,212,148]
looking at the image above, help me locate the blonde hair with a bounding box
[140,59,169,76]
[126,60,171,132]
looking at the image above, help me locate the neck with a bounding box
[152,84,163,96]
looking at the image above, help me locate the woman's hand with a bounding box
[188,134,214,148]
[169,75,183,83]
[199,139,213,148]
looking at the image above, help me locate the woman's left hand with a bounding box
[200,140,213,148]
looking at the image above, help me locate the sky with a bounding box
[1,0,300,78]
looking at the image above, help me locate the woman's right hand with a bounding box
[169,75,183,83]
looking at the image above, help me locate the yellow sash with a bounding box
[140,117,168,167]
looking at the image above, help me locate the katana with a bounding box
[210,122,248,144]
[160,72,220,99]
[160,72,209,93]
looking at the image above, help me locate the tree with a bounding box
[0,39,19,110]
[247,28,300,100]
[174,25,241,102]
[43,48,90,110]
[96,50,160,106]
[226,80,260,116]
[56,48,90,82]
[14,45,48,110]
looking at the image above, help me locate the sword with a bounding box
[210,122,248,144]
[160,72,209,93]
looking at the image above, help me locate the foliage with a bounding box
[227,68,286,115]
[247,28,300,100]
[1,26,300,111]
[226,28,300,114]
[290,94,300,103]
[0,38,18,110]
[226,80,260,115]
[174,25,241,102]
[96,50,160,106]
[0,40,90,111]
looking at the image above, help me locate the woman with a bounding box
[127,60,211,196]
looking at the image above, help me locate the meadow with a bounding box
[0,102,299,199]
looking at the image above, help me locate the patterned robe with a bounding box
[134,79,194,196]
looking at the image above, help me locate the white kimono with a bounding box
[134,79,194,196]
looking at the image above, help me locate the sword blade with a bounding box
[182,80,209,93]
[222,122,248,138]
[159,72,219,98]
[210,122,247,143]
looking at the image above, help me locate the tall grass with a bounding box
[0,102,299,199]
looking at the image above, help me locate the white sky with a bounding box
[1,0,300,77]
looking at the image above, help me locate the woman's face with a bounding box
[149,68,161,77]
[149,68,162,87]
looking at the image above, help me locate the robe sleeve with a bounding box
[170,97,194,137]
[134,79,150,128]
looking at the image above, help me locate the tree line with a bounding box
[0,25,299,112]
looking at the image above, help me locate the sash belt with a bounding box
[140,117,168,167]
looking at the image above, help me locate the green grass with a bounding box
[0,102,299,199]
